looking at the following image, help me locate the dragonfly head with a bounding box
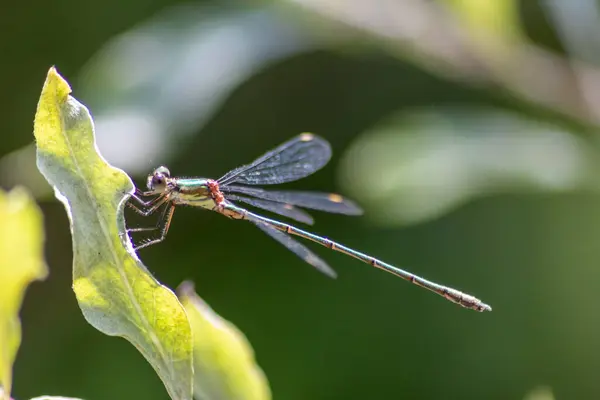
[146,166,172,194]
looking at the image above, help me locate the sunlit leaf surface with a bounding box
[0,188,47,400]
[33,67,193,400]
[444,0,524,45]
[523,386,555,400]
[178,282,271,400]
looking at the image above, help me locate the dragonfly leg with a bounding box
[132,203,176,250]
[128,226,157,233]
[135,187,159,197]
[127,192,169,216]
[128,188,161,206]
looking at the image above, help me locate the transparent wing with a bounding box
[222,185,363,215]
[227,194,314,225]
[251,220,337,278]
[218,134,331,186]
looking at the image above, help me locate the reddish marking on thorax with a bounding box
[207,179,225,205]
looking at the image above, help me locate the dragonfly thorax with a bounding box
[171,177,221,209]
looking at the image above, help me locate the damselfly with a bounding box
[127,133,491,312]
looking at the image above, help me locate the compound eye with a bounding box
[151,173,167,191]
[155,166,170,177]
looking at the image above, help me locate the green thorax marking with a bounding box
[172,178,215,209]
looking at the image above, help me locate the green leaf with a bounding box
[29,397,84,400]
[339,107,600,226]
[523,386,555,400]
[0,188,47,400]
[445,0,523,35]
[177,282,271,400]
[33,67,193,400]
[443,0,524,52]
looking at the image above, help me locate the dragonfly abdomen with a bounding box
[221,202,491,312]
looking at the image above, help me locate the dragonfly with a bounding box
[127,133,491,312]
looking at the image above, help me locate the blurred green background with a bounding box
[4,0,600,398]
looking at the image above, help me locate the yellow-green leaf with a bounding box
[444,0,524,46]
[523,386,555,400]
[177,282,271,400]
[33,67,193,400]
[0,188,47,400]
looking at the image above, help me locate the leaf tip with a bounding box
[44,66,71,101]
[176,280,196,299]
